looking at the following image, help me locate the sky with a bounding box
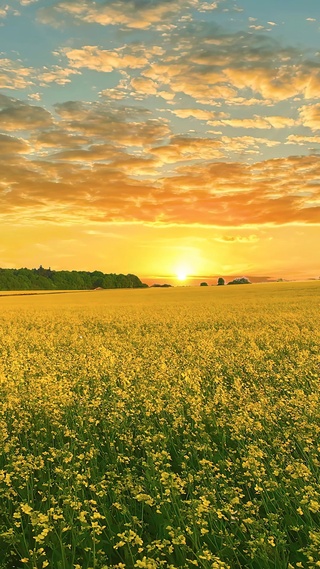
[1,0,320,284]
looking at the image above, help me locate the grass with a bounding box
[0,282,319,569]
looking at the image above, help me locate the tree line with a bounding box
[200,277,251,286]
[0,266,147,291]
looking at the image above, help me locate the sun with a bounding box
[176,269,188,282]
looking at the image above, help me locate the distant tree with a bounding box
[217,277,225,286]
[36,265,54,279]
[200,282,208,286]
[227,277,251,285]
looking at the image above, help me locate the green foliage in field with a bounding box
[0,283,319,569]
[0,266,146,291]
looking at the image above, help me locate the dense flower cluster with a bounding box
[0,283,319,569]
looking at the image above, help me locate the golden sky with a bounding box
[1,0,320,282]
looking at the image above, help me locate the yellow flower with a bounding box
[21,504,33,515]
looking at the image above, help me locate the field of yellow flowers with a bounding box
[0,282,319,569]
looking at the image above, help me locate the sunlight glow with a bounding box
[176,269,188,281]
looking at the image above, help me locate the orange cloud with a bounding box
[0,134,30,155]
[213,115,297,129]
[140,29,320,104]
[214,234,259,243]
[220,135,280,151]
[298,104,320,131]
[1,148,319,228]
[38,66,81,85]
[130,77,159,95]
[150,135,224,162]
[38,0,195,30]
[61,45,150,72]
[53,100,170,147]
[0,94,53,130]
[0,58,34,90]
[286,134,320,145]
[1,94,319,230]
[171,108,217,120]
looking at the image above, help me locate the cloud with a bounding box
[0,58,34,89]
[0,134,30,155]
[52,143,126,163]
[60,45,150,73]
[1,93,319,229]
[30,130,89,150]
[27,14,320,110]
[38,65,81,85]
[0,56,81,90]
[219,135,280,151]
[53,100,170,147]
[144,63,238,104]
[141,25,320,104]
[171,108,217,120]
[226,97,273,107]
[150,135,224,162]
[0,6,9,18]
[265,116,296,128]
[107,155,162,175]
[299,104,320,131]
[1,143,320,227]
[198,2,218,11]
[212,115,296,129]
[150,133,281,163]
[0,94,53,131]
[217,117,272,129]
[28,93,42,101]
[158,91,176,101]
[99,88,127,100]
[286,134,320,145]
[37,0,195,30]
[130,77,159,95]
[0,5,20,17]
[223,66,320,101]
[215,234,259,243]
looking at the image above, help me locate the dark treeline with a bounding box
[0,266,147,291]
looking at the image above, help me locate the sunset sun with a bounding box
[176,269,188,282]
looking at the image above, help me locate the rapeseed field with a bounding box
[0,283,319,569]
